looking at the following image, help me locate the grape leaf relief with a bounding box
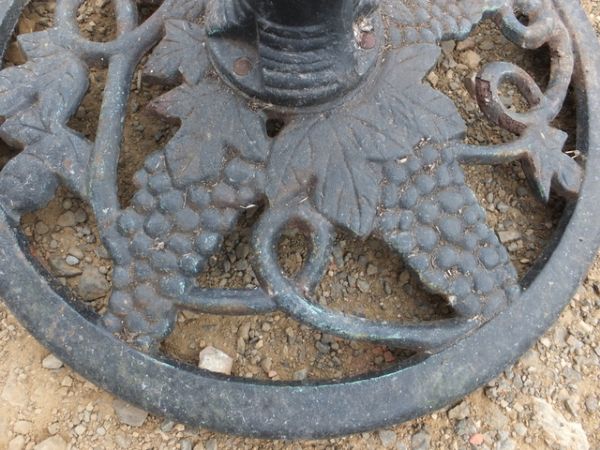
[150,82,269,188]
[144,19,210,85]
[0,31,91,213]
[266,43,465,236]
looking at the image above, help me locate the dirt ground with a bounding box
[0,1,599,449]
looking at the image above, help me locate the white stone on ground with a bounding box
[198,346,234,375]
[42,354,63,370]
[533,398,589,450]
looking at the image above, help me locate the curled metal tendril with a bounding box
[455,0,581,201]
[252,200,480,350]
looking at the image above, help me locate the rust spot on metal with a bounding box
[359,31,376,49]
[233,57,252,77]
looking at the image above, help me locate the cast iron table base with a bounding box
[0,0,598,439]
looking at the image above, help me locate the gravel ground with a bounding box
[0,1,599,449]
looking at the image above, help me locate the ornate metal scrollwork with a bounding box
[0,0,597,439]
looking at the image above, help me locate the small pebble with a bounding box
[440,40,456,55]
[68,247,84,259]
[357,280,370,293]
[65,255,80,266]
[456,37,476,51]
[378,429,397,447]
[74,209,88,224]
[496,202,510,213]
[584,395,598,413]
[293,369,308,381]
[78,267,110,301]
[366,264,378,275]
[315,341,330,354]
[469,433,485,446]
[261,357,273,373]
[448,401,470,420]
[411,430,430,450]
[496,437,517,450]
[42,354,63,370]
[180,439,193,450]
[112,399,148,427]
[48,257,82,277]
[461,50,481,69]
[57,211,76,228]
[426,71,439,87]
[35,221,49,235]
[198,346,234,375]
[204,439,218,450]
[498,230,521,244]
[160,420,175,432]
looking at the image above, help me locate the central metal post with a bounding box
[254,0,354,27]
[207,0,381,106]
